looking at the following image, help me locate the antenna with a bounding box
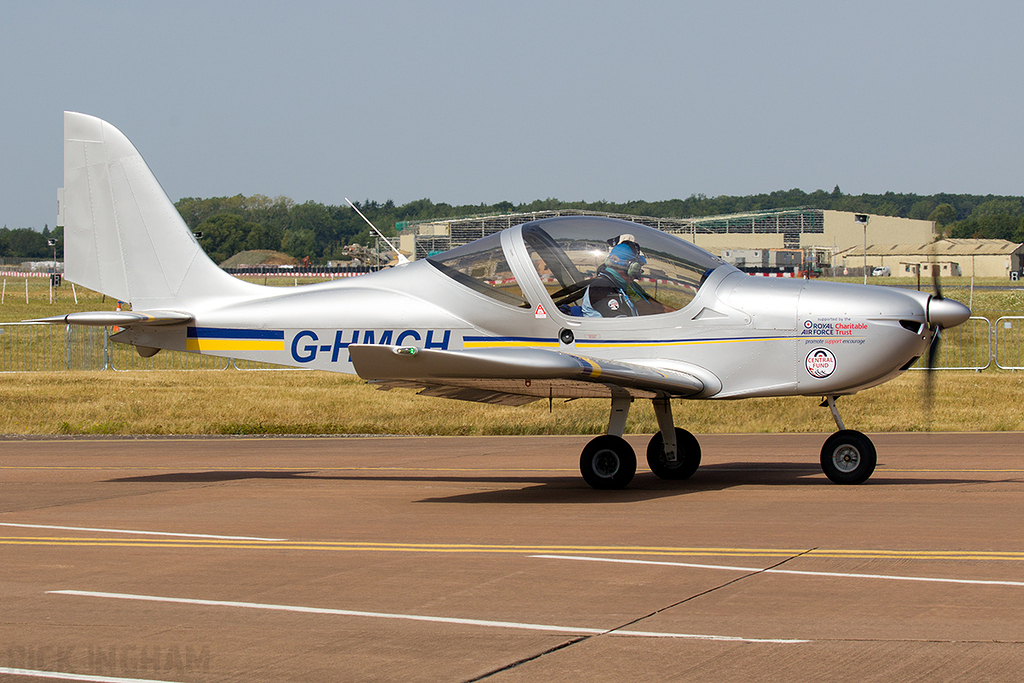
[345,198,409,265]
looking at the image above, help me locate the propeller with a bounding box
[922,266,972,415]
[923,268,943,415]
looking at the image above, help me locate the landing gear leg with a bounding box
[825,395,845,430]
[646,397,701,480]
[579,395,636,490]
[819,396,876,485]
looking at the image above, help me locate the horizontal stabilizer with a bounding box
[350,345,705,398]
[25,310,193,327]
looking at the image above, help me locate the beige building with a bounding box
[839,239,1024,279]
[398,208,936,264]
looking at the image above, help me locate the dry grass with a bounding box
[0,368,1019,436]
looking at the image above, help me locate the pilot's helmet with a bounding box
[606,242,646,277]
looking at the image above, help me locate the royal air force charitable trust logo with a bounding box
[806,348,837,378]
[802,319,867,336]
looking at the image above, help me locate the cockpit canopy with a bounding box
[427,216,728,316]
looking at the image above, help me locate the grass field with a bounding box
[0,274,1021,436]
[0,368,1019,436]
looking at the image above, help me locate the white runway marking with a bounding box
[48,590,809,644]
[0,522,285,542]
[533,554,1024,587]
[0,666,183,682]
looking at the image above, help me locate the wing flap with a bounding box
[350,345,705,398]
[372,378,654,404]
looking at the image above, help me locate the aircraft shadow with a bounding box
[416,465,823,504]
[106,470,322,483]
[416,463,1010,504]
[104,463,1005,505]
[105,471,589,486]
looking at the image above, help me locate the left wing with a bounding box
[349,344,705,404]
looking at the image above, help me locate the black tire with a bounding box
[580,435,637,490]
[820,430,876,484]
[646,428,701,480]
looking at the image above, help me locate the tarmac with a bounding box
[2,432,1024,682]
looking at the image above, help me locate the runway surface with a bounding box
[2,432,1024,682]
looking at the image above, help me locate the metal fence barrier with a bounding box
[995,317,1024,370]
[0,324,256,372]
[909,316,991,371]
[0,324,106,372]
[0,317,1009,373]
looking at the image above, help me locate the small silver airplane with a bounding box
[38,112,971,489]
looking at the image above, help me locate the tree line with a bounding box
[174,188,1024,264]
[5,188,1024,262]
[0,225,61,260]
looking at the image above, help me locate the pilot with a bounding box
[581,239,650,317]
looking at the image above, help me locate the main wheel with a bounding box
[820,430,876,484]
[646,428,701,480]
[580,435,637,490]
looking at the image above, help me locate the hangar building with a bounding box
[839,239,1024,279]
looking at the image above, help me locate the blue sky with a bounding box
[3,0,1023,230]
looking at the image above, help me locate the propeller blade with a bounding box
[924,327,941,416]
[927,327,942,370]
[932,267,943,300]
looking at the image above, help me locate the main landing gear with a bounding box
[579,395,700,490]
[577,394,877,490]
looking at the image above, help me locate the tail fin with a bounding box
[61,112,254,308]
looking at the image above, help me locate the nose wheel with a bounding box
[820,430,876,484]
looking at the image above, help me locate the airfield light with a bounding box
[47,239,57,274]
[855,214,869,284]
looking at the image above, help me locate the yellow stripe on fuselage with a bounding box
[186,340,285,352]
[462,336,843,353]
[575,336,827,350]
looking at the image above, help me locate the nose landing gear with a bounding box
[819,396,876,484]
